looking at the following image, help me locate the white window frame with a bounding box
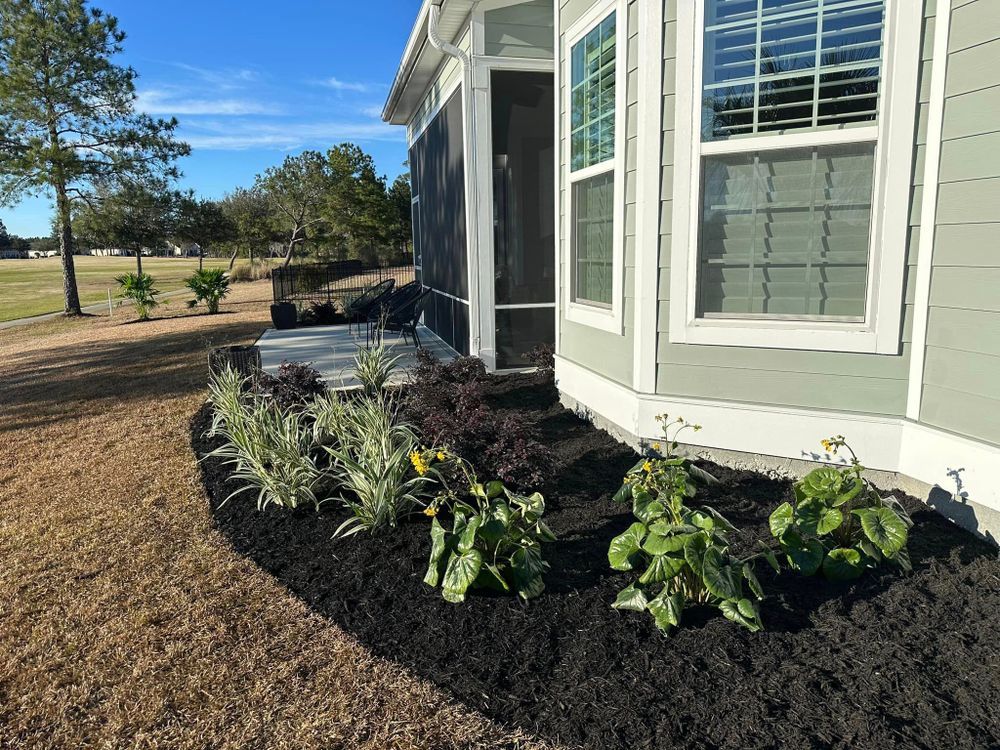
[669,0,922,354]
[561,0,628,334]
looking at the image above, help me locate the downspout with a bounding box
[427,0,482,356]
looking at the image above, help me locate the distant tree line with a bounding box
[0,218,60,255]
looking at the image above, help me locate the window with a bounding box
[563,0,626,332]
[670,0,921,353]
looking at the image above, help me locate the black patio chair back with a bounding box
[345,278,395,331]
[377,288,432,348]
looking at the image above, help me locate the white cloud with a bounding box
[170,63,260,90]
[181,120,405,151]
[361,105,385,119]
[321,76,372,93]
[136,89,279,116]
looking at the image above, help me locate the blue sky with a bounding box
[0,0,419,237]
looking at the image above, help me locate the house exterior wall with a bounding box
[484,0,553,58]
[918,0,1000,446]
[556,0,637,387]
[651,1,936,417]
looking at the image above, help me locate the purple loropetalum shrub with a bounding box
[257,362,327,410]
[404,351,552,490]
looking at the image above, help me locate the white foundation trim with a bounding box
[906,0,953,420]
[632,0,664,393]
[555,354,1000,518]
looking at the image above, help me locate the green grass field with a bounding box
[0,256,247,322]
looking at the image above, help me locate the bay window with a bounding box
[670,0,922,353]
[563,0,627,333]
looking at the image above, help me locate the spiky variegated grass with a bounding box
[351,337,404,394]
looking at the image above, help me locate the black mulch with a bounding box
[192,374,1000,750]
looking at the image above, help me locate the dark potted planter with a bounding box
[208,345,262,380]
[270,302,297,330]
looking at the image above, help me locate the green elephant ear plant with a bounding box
[769,435,913,582]
[417,449,556,604]
[609,416,778,636]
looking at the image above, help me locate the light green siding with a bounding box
[557,0,637,386]
[650,1,935,416]
[919,0,1000,446]
[484,0,553,59]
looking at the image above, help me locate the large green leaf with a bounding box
[511,546,546,600]
[642,531,693,556]
[478,518,507,547]
[816,506,844,536]
[509,490,546,524]
[611,583,649,612]
[800,466,845,501]
[638,554,686,585]
[891,545,912,573]
[647,590,685,634]
[854,507,908,557]
[822,547,864,582]
[424,517,449,587]
[794,499,827,537]
[702,547,742,601]
[704,506,736,533]
[684,533,709,577]
[612,481,634,505]
[475,563,511,593]
[648,520,697,536]
[719,598,763,632]
[784,537,825,576]
[633,486,666,524]
[457,515,483,553]
[689,511,715,532]
[608,522,647,571]
[833,478,863,507]
[442,549,483,603]
[742,564,764,600]
[688,463,719,487]
[769,502,795,539]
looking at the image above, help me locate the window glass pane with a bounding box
[703,0,885,141]
[572,171,614,306]
[570,12,616,171]
[697,142,875,320]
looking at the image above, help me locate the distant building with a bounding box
[0,248,28,259]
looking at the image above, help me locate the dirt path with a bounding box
[0,281,548,750]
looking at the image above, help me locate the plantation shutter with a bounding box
[697,142,874,319]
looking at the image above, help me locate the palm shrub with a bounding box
[609,416,777,635]
[417,449,556,603]
[186,267,231,314]
[325,391,429,537]
[115,272,159,320]
[770,435,913,581]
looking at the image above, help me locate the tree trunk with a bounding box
[228,247,239,271]
[135,247,143,276]
[53,181,82,316]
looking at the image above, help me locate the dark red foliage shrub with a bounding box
[404,352,552,489]
[257,362,327,410]
[525,343,555,373]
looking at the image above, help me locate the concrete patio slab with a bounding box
[256,324,455,389]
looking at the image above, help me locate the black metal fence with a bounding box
[271,261,415,310]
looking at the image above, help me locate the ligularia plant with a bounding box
[770,435,913,582]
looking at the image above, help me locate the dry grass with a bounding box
[0,281,554,750]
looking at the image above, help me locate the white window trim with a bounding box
[669,0,922,354]
[561,0,628,335]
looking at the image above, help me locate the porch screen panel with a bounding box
[703,0,885,141]
[697,142,874,319]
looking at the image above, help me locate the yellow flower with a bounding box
[423,506,438,517]
[410,451,428,476]
[652,442,661,452]
[643,460,653,473]
[436,451,446,462]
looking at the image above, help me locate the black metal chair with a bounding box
[365,281,421,343]
[344,278,395,333]
[374,288,432,348]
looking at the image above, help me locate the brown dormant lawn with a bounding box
[0,281,551,750]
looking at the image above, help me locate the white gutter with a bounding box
[426,0,483,356]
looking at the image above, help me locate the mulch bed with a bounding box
[193,374,1000,750]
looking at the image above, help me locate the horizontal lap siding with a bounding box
[557,0,636,386]
[484,0,553,59]
[652,1,935,417]
[919,0,1000,445]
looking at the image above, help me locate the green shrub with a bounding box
[115,272,159,320]
[610,416,777,635]
[325,392,428,537]
[770,435,913,581]
[205,368,325,511]
[418,450,556,603]
[185,267,231,314]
